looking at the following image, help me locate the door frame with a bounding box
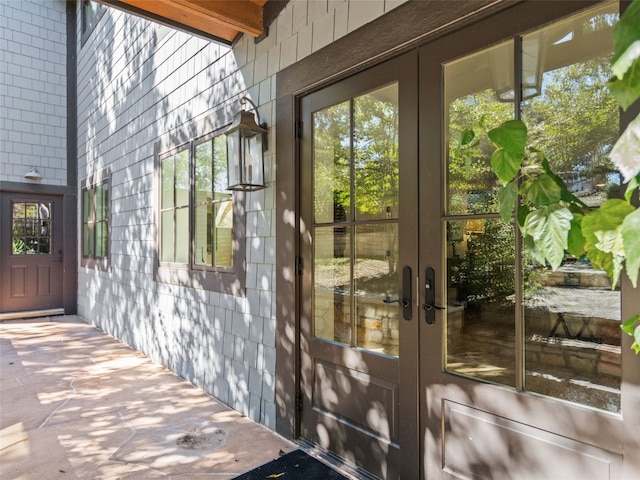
[0,181,77,316]
[275,1,640,478]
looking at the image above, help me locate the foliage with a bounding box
[464,0,640,353]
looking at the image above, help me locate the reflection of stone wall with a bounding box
[314,230,393,259]
[314,288,399,356]
[543,266,612,289]
[447,303,621,404]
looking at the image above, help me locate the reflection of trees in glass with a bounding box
[313,102,350,223]
[523,58,620,196]
[447,90,513,215]
[354,88,399,219]
[449,219,515,305]
[313,86,400,222]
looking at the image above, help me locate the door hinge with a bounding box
[295,256,303,275]
[295,121,302,139]
[295,392,303,412]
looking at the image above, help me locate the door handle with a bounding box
[383,265,412,320]
[423,267,445,325]
[52,249,63,263]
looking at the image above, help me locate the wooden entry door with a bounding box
[0,193,64,313]
[299,52,419,479]
[419,2,630,479]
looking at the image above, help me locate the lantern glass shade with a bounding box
[225,110,267,191]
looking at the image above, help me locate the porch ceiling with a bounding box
[98,0,279,45]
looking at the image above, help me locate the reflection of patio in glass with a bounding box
[315,258,399,357]
[447,265,621,413]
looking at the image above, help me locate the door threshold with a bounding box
[0,308,65,321]
[295,439,380,480]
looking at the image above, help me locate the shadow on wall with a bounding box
[80,7,276,423]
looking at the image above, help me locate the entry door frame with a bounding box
[0,182,78,316]
[275,0,517,445]
[275,1,640,479]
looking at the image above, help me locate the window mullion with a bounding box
[514,34,524,393]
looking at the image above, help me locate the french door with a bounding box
[420,2,628,479]
[299,52,419,479]
[298,2,634,479]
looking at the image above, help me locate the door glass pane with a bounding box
[446,219,516,386]
[313,101,350,224]
[355,223,399,357]
[520,3,620,412]
[354,84,399,220]
[445,41,514,216]
[11,201,52,255]
[314,225,352,345]
[312,84,400,358]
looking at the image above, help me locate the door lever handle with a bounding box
[384,265,412,320]
[424,267,444,325]
[423,303,445,311]
[384,297,410,308]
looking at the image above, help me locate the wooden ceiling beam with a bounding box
[99,0,267,44]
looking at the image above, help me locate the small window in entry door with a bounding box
[11,201,52,255]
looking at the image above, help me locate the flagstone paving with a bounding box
[0,315,294,480]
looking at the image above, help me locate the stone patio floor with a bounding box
[0,315,295,479]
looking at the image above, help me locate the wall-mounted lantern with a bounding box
[225,97,267,191]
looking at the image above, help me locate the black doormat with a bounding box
[232,449,349,480]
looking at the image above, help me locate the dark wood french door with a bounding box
[0,192,64,313]
[299,52,419,479]
[419,2,630,479]
[298,2,635,479]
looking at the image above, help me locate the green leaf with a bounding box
[625,174,640,203]
[541,158,588,207]
[519,174,562,207]
[497,181,518,223]
[611,40,640,80]
[488,120,527,155]
[621,314,640,335]
[567,213,586,258]
[517,205,530,228]
[585,243,616,282]
[621,314,640,354]
[582,199,635,243]
[522,204,572,270]
[611,0,640,69]
[607,63,640,111]
[610,113,640,182]
[523,234,547,265]
[622,208,640,288]
[582,199,634,287]
[491,148,522,184]
[460,128,475,147]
